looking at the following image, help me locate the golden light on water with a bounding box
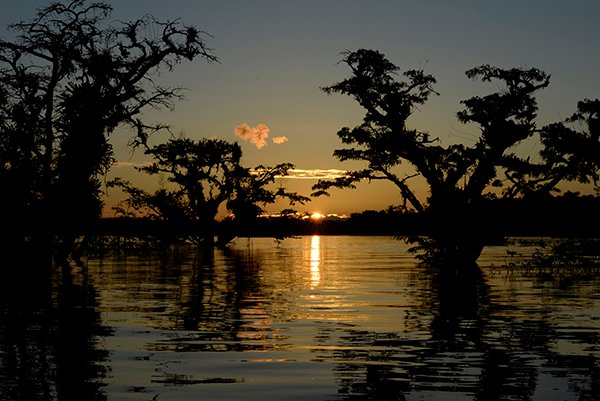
[310,235,321,289]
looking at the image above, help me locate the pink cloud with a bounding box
[234,123,270,149]
[272,136,288,144]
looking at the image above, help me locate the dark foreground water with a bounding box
[1,236,599,400]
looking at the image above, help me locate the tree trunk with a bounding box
[425,188,486,267]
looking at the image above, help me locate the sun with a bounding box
[310,212,324,220]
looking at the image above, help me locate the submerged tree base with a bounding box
[408,236,486,268]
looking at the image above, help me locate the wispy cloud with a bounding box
[278,169,348,180]
[234,123,270,149]
[115,161,344,181]
[272,136,288,144]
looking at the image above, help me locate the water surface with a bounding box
[1,236,599,400]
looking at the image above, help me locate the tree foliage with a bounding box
[313,49,438,213]
[0,0,216,258]
[111,138,309,246]
[314,49,600,263]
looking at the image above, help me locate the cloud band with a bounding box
[275,168,348,180]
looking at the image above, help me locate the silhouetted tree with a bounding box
[313,49,600,265]
[506,98,600,196]
[111,137,309,246]
[0,0,216,262]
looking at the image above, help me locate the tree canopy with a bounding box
[111,137,310,246]
[0,0,216,260]
[314,49,600,264]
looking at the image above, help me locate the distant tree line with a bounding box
[94,192,600,241]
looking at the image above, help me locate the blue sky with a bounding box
[3,1,600,215]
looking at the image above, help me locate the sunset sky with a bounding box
[3,1,600,216]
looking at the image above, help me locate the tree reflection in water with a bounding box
[162,247,291,354]
[3,238,599,400]
[118,239,599,401]
[0,259,111,401]
[313,257,600,401]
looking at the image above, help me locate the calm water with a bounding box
[1,236,600,400]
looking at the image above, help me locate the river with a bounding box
[1,236,599,400]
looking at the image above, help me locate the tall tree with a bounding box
[0,0,216,261]
[314,49,600,265]
[111,137,309,247]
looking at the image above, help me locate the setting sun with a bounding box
[310,212,324,220]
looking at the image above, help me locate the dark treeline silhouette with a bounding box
[313,49,600,266]
[0,0,216,264]
[93,192,600,242]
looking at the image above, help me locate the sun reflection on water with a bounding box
[310,235,321,289]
